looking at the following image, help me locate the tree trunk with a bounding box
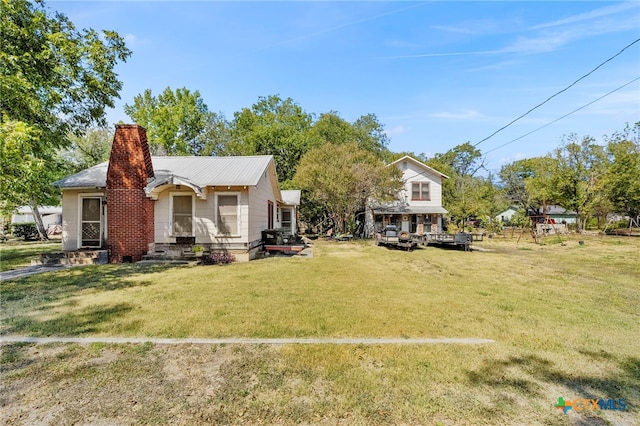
[29,200,49,241]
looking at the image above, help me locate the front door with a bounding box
[81,197,103,248]
[401,215,410,232]
[281,209,292,234]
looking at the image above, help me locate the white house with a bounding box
[368,155,449,236]
[496,206,519,223]
[54,124,300,262]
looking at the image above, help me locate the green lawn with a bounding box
[1,235,638,425]
[0,240,61,272]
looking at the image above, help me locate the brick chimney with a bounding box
[106,124,155,263]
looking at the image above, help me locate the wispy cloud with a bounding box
[384,2,639,60]
[265,2,428,49]
[381,50,498,59]
[498,152,529,165]
[124,33,138,45]
[432,17,518,36]
[383,125,408,137]
[503,2,640,55]
[430,110,487,121]
[530,1,640,30]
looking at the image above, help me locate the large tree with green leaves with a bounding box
[225,95,314,185]
[1,0,131,239]
[552,135,608,230]
[604,123,640,218]
[124,87,220,156]
[426,142,487,227]
[308,112,390,158]
[293,142,402,233]
[62,127,113,171]
[499,158,537,210]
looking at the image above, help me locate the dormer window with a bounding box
[411,182,430,200]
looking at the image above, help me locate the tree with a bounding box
[552,135,608,230]
[124,87,219,155]
[0,122,72,239]
[293,143,402,233]
[523,156,559,212]
[604,123,640,218]
[62,127,113,170]
[226,95,314,184]
[499,158,537,210]
[427,142,486,227]
[351,113,390,157]
[1,0,131,239]
[199,112,231,156]
[308,112,353,146]
[1,0,131,143]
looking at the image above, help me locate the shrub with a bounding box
[11,223,38,240]
[202,252,235,265]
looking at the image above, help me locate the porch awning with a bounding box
[372,206,448,215]
[145,173,205,199]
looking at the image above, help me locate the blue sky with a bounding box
[49,1,640,173]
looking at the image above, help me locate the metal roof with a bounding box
[373,206,449,215]
[14,205,63,214]
[53,162,109,188]
[280,190,301,206]
[54,156,276,188]
[389,155,450,179]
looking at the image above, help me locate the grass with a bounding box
[1,235,639,425]
[0,239,61,272]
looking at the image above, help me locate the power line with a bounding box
[473,37,640,147]
[484,76,640,155]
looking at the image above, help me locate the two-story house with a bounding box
[369,155,449,235]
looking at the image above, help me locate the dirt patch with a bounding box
[0,343,238,425]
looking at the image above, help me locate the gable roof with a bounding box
[389,155,450,179]
[280,190,301,206]
[54,156,276,189]
[543,205,577,216]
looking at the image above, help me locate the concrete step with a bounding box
[32,250,108,266]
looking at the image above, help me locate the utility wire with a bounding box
[484,76,640,155]
[473,37,640,147]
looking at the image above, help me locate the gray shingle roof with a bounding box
[53,156,275,188]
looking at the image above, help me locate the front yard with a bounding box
[1,236,638,425]
[0,240,61,272]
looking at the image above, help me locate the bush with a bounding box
[11,223,38,240]
[202,252,235,265]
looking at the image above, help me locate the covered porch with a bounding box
[371,206,448,236]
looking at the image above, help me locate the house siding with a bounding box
[61,189,106,251]
[401,162,443,208]
[369,156,447,236]
[153,186,251,246]
[248,168,279,244]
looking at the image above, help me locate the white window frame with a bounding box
[169,192,195,237]
[215,192,241,237]
[411,182,430,201]
[78,193,104,249]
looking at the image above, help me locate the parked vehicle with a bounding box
[375,225,417,251]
